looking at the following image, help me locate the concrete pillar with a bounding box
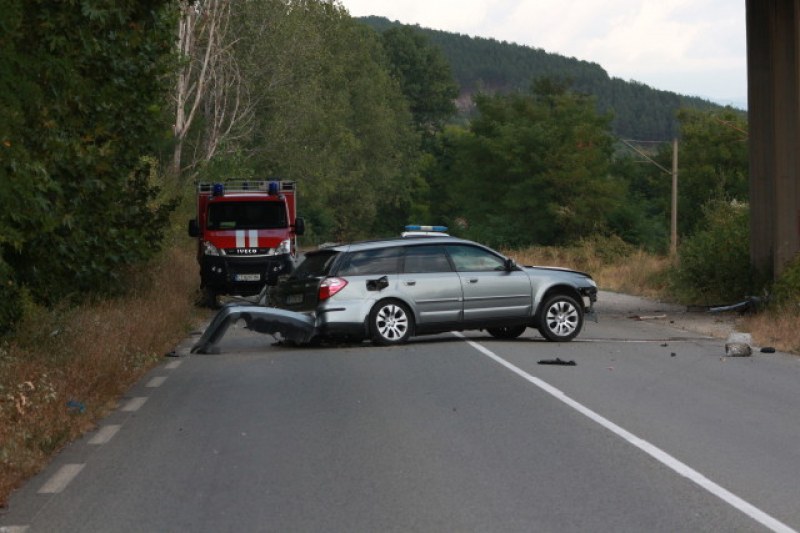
[747,0,800,280]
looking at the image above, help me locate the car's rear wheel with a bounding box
[487,325,527,339]
[537,294,583,342]
[370,300,413,345]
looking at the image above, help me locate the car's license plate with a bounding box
[286,294,303,304]
[235,273,261,282]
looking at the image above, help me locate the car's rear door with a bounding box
[445,244,533,323]
[397,244,463,328]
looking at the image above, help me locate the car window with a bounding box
[337,247,403,276]
[402,245,453,273]
[445,244,506,272]
[292,250,339,279]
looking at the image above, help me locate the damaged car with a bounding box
[192,236,597,352]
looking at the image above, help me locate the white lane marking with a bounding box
[121,397,148,412]
[165,360,182,370]
[38,464,84,494]
[455,333,797,533]
[146,376,167,388]
[88,425,121,445]
[0,526,30,532]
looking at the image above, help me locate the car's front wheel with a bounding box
[370,300,413,345]
[487,325,527,339]
[537,294,583,342]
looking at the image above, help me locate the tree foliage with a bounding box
[0,0,177,331]
[379,26,458,136]
[673,108,749,236]
[206,0,420,241]
[430,81,624,248]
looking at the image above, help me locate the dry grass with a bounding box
[0,243,203,506]
[739,308,800,354]
[507,239,674,301]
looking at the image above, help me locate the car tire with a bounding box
[370,300,413,346]
[487,325,527,339]
[537,294,583,342]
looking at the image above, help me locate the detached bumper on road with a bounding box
[191,304,317,354]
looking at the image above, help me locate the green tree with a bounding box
[1,0,177,320]
[673,108,749,236]
[379,26,458,136]
[225,0,419,241]
[442,80,623,247]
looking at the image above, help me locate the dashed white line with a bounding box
[38,464,84,494]
[121,397,148,412]
[88,425,121,445]
[455,332,797,533]
[165,360,182,370]
[0,526,30,532]
[146,376,167,388]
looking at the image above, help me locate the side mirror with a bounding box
[504,258,517,271]
[294,217,306,236]
[188,219,199,237]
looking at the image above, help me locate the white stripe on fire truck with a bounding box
[236,230,246,248]
[249,230,259,248]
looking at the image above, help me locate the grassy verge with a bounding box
[507,237,673,300]
[0,242,204,506]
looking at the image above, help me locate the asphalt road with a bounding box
[2,293,799,532]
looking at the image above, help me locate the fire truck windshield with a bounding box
[207,201,288,230]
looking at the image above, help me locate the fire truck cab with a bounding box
[188,181,304,306]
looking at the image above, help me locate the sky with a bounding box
[339,0,748,108]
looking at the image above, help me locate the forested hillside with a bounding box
[360,16,728,140]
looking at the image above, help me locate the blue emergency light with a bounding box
[268,181,279,195]
[212,183,225,196]
[405,225,448,232]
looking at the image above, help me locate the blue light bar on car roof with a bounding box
[405,225,448,232]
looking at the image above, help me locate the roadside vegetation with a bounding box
[0,239,202,505]
[2,0,800,510]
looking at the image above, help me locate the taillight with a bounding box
[319,277,348,301]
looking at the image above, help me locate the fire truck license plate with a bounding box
[235,274,261,282]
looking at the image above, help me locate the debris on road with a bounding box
[538,358,576,366]
[725,332,753,357]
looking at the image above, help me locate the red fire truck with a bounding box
[188,181,305,306]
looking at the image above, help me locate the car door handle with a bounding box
[468,278,479,283]
[404,281,416,286]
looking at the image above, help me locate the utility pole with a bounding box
[671,138,679,257]
[620,138,679,256]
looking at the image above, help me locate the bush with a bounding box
[672,200,753,304]
[770,254,800,309]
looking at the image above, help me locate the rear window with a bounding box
[292,251,339,279]
[337,247,403,276]
[207,201,288,230]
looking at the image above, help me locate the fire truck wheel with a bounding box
[201,287,220,309]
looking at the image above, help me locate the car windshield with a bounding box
[207,201,287,230]
[292,250,340,279]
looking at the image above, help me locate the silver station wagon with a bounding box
[274,236,597,345]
